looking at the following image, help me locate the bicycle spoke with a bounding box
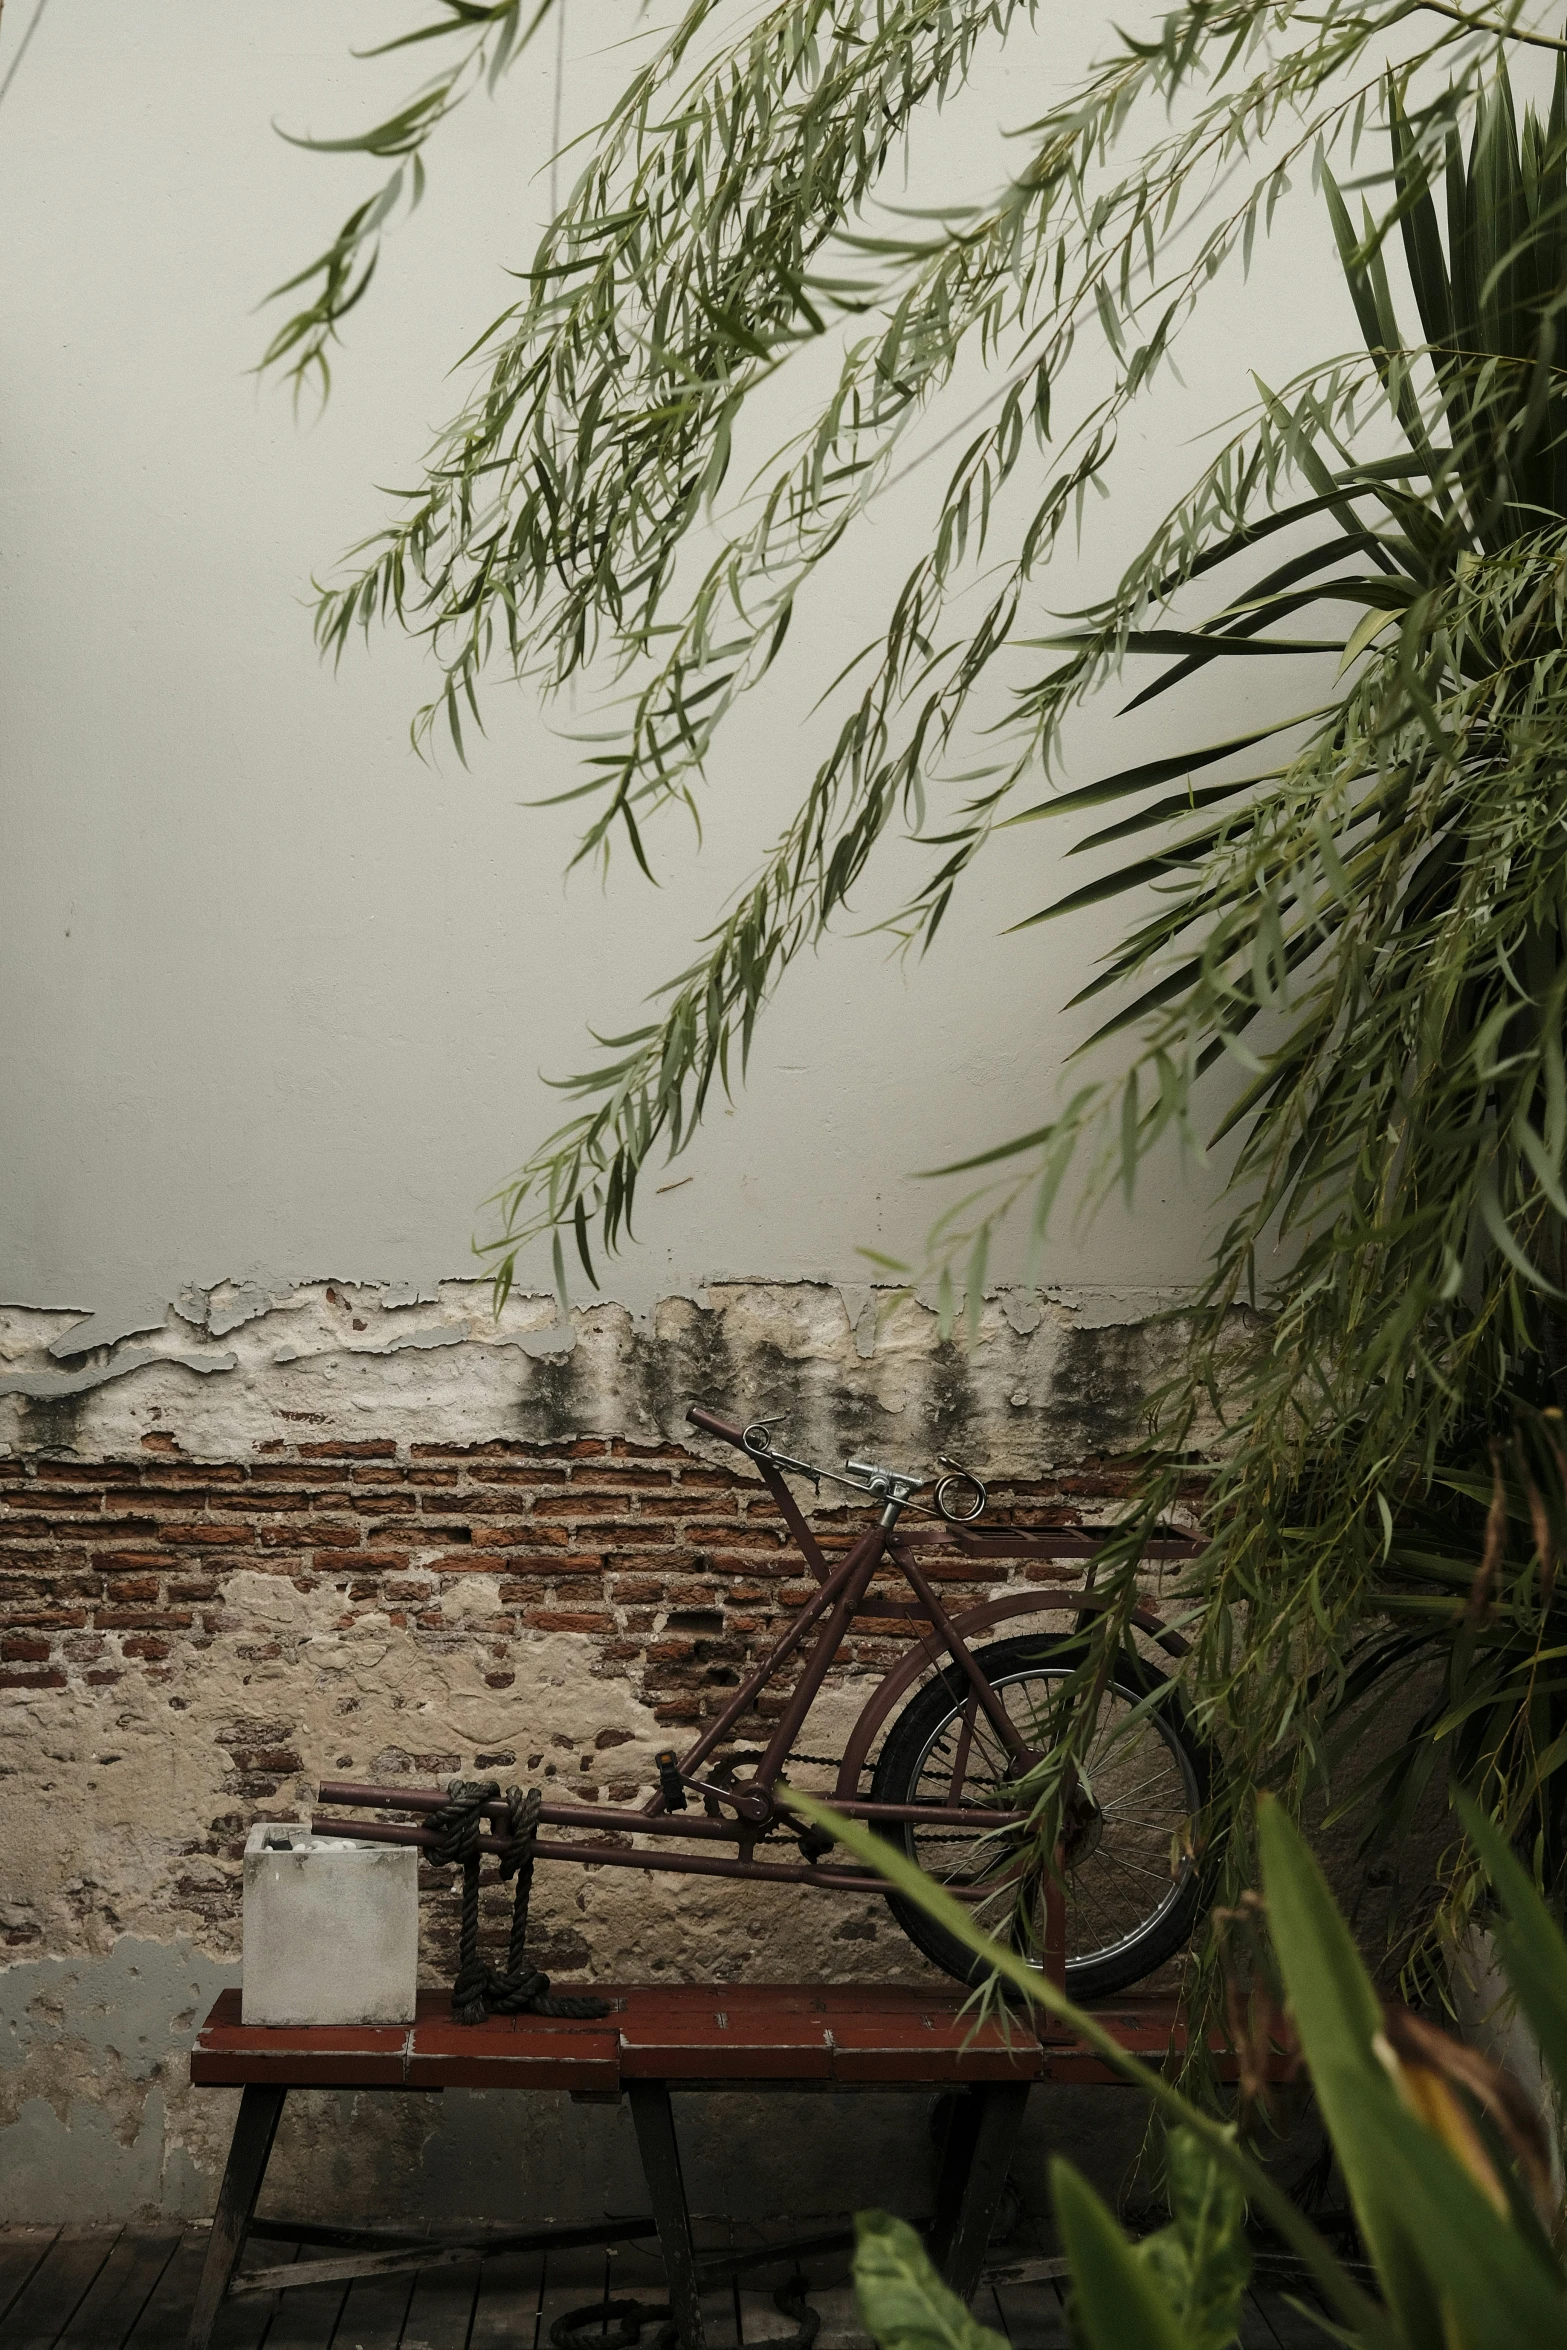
[883,1645,1203,1988]
[1087,1767,1177,1806]
[1091,1844,1176,1890]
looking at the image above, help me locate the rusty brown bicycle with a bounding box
[319,1402,1213,1999]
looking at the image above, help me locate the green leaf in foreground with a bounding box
[852,2211,1008,2350]
[1256,1797,1567,2348]
[782,1787,1391,2349]
[1135,2126,1252,2350]
[1050,2162,1191,2350]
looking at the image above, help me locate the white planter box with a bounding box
[241,1822,418,2026]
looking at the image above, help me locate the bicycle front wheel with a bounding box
[870,1633,1214,1999]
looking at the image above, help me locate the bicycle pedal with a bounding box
[654,1748,688,1812]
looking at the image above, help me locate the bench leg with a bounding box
[928,2081,1030,2303]
[628,2082,705,2350]
[186,2083,287,2350]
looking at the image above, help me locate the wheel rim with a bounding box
[897,1663,1200,1976]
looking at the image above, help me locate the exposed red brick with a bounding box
[95,1608,194,1631]
[0,1443,1134,1776]
[471,1525,567,1549]
[153,1524,254,1548]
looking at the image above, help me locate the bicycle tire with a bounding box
[870,1632,1215,1999]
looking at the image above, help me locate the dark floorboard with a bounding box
[122,2235,221,2350]
[0,2235,60,2337]
[0,2225,1334,2350]
[5,2231,121,2350]
[56,2236,181,2350]
[398,2258,482,2350]
[467,2250,543,2350]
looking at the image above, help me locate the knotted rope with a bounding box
[428,1778,611,2026]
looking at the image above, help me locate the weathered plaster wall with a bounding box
[0,1278,1203,2224]
[0,0,1354,1338]
[0,1277,1201,1465]
[0,0,1353,2232]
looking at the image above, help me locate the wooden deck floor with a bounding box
[0,2224,1328,2350]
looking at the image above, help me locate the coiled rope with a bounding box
[428,1778,612,2026]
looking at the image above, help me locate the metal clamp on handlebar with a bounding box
[845,1457,922,1506]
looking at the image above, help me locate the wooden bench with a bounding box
[186,1982,1215,2350]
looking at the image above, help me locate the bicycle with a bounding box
[319,1403,1215,2001]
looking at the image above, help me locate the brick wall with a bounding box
[0,1432,1144,1961]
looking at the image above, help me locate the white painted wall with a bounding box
[0,0,1365,1331]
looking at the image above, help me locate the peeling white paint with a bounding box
[0,1276,1225,1467]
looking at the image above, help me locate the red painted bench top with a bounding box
[191,1983,1232,2092]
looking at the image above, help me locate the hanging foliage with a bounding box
[269,3,1567,1971]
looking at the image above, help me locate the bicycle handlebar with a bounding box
[686,1405,747,1447]
[686,1403,988,1523]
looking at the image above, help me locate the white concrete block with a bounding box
[242,1822,418,2026]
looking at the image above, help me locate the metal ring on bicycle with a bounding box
[935,1460,987,1522]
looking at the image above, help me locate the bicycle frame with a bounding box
[316,1405,1198,1909]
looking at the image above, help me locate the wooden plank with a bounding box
[121,2230,213,2350]
[328,2267,415,2350]
[468,2248,543,2350]
[243,2242,344,2350]
[967,2280,1010,2342]
[191,2018,409,2092]
[188,1984,1260,2097]
[534,2243,621,2350]
[187,2086,288,2350]
[235,2219,657,2300]
[397,2256,482,2350]
[620,1998,832,2084]
[57,2230,181,2350]
[405,2013,619,2095]
[217,2236,304,2350]
[0,2232,60,2332]
[4,2226,119,2350]
[828,2015,1039,2088]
